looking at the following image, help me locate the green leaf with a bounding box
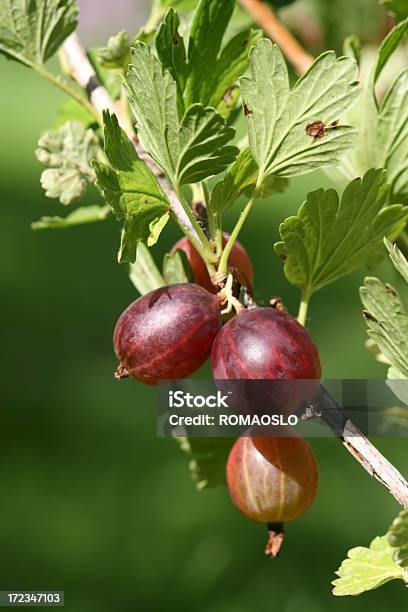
[129,243,165,295]
[163,249,193,284]
[384,237,408,284]
[0,0,78,67]
[176,437,235,490]
[207,28,262,111]
[332,536,405,596]
[126,43,237,186]
[92,111,170,263]
[343,35,361,64]
[155,8,187,115]
[210,147,258,215]
[98,30,130,70]
[388,510,408,568]
[241,39,361,179]
[276,169,407,297]
[360,276,408,378]
[381,0,408,22]
[340,20,408,202]
[183,0,235,108]
[31,205,110,230]
[36,120,100,205]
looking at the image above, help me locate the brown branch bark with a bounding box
[62,33,408,510]
[237,0,313,75]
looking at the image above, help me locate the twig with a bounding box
[62,33,408,510]
[237,0,313,75]
[313,387,408,509]
[62,33,199,242]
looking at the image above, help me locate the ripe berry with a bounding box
[171,233,253,293]
[114,283,221,384]
[227,430,319,555]
[211,307,321,415]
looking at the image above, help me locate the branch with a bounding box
[237,0,313,75]
[62,33,199,242]
[62,33,408,511]
[311,387,408,509]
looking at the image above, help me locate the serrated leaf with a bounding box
[0,0,78,67]
[163,249,193,284]
[385,237,408,284]
[388,510,408,568]
[276,169,407,297]
[360,276,408,377]
[31,205,110,230]
[381,0,408,22]
[240,39,361,180]
[155,8,187,116]
[98,30,130,70]
[129,243,165,295]
[176,437,234,490]
[93,111,170,263]
[207,28,262,110]
[183,0,235,108]
[332,536,404,596]
[36,120,100,205]
[339,20,408,203]
[126,43,237,187]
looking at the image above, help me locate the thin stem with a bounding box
[36,65,102,125]
[297,294,310,326]
[218,194,255,275]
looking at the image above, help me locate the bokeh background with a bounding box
[1,1,407,610]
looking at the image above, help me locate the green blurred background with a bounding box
[1,1,407,610]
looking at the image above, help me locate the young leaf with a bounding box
[163,249,193,284]
[155,8,187,115]
[129,243,165,295]
[92,111,170,263]
[240,38,361,180]
[360,276,408,378]
[332,536,405,596]
[126,43,237,187]
[36,121,100,205]
[388,510,408,569]
[177,437,235,490]
[98,30,130,70]
[0,0,78,68]
[183,0,235,108]
[275,169,408,298]
[210,147,258,215]
[31,205,110,230]
[207,28,262,112]
[384,237,408,284]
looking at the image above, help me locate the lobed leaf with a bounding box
[92,111,170,263]
[0,0,78,67]
[31,205,110,230]
[332,536,405,596]
[126,43,237,187]
[388,509,408,568]
[177,436,235,490]
[384,237,408,284]
[36,120,100,205]
[360,276,408,378]
[275,169,407,297]
[240,38,361,180]
[98,30,130,70]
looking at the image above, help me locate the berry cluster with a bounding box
[114,238,321,555]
